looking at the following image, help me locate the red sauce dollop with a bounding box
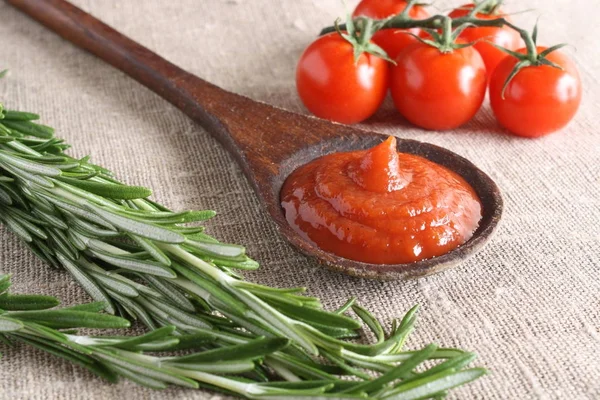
[280,137,482,264]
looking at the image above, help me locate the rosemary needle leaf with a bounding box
[57,176,152,200]
[3,110,40,121]
[0,213,33,242]
[0,317,25,332]
[159,331,217,351]
[172,337,290,364]
[130,234,171,266]
[85,202,185,244]
[0,294,60,311]
[166,359,256,374]
[204,255,260,270]
[381,368,487,400]
[0,186,12,204]
[1,120,54,139]
[38,193,115,228]
[106,289,158,330]
[56,253,116,314]
[129,337,180,352]
[67,229,87,251]
[412,352,478,381]
[0,162,54,187]
[142,296,211,329]
[25,321,69,341]
[33,208,69,230]
[352,303,385,343]
[263,394,367,399]
[62,301,108,313]
[46,228,77,259]
[67,216,118,237]
[268,297,362,330]
[169,265,248,316]
[0,275,12,294]
[184,239,246,259]
[180,210,217,222]
[14,336,119,383]
[89,249,177,278]
[106,364,168,389]
[342,344,438,394]
[143,274,195,312]
[88,271,139,298]
[106,326,177,350]
[0,151,61,176]
[93,349,199,389]
[265,354,339,381]
[7,310,131,329]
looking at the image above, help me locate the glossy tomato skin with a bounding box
[353,0,430,60]
[449,5,521,77]
[489,47,582,137]
[390,43,487,130]
[296,33,389,124]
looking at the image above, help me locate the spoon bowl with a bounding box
[9,0,503,280]
[275,135,502,280]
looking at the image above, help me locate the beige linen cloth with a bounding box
[0,0,598,399]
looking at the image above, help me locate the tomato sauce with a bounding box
[280,137,482,264]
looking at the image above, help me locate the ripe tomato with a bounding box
[390,42,487,130]
[353,0,430,60]
[489,47,582,137]
[449,4,521,77]
[296,32,389,124]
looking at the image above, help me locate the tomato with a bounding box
[296,32,389,124]
[353,0,430,60]
[390,42,487,130]
[489,47,582,137]
[448,4,521,77]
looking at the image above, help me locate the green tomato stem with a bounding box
[440,16,453,52]
[320,14,507,36]
[504,20,538,62]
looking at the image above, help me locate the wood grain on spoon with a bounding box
[7,0,503,280]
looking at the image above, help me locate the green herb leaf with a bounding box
[7,310,131,329]
[165,337,289,364]
[1,120,54,139]
[0,294,60,311]
[57,177,152,199]
[86,202,185,244]
[0,317,24,332]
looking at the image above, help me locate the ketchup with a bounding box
[280,137,482,264]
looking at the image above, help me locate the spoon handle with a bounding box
[6,0,256,127]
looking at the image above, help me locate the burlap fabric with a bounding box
[0,0,598,398]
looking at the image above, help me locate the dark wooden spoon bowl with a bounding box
[8,0,503,280]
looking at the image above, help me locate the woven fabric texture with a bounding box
[0,0,598,399]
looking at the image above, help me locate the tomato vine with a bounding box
[320,0,566,89]
[296,0,581,135]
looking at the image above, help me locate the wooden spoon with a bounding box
[8,0,503,280]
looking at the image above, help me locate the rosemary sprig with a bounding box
[0,102,486,398]
[0,273,340,396]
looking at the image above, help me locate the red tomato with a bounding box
[353,0,430,60]
[449,4,521,77]
[296,32,389,124]
[489,47,582,137]
[390,42,487,130]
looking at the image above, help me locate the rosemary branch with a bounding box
[0,100,486,398]
[0,273,350,397]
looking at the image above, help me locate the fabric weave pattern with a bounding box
[0,1,598,398]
